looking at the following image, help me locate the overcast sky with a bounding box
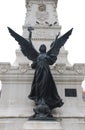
[0,0,85,65]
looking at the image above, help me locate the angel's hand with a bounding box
[31,61,37,69]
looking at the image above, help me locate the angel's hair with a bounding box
[39,44,46,53]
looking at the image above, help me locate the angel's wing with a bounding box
[47,28,73,65]
[8,27,39,61]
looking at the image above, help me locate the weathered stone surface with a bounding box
[22,121,64,130]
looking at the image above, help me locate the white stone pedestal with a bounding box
[22,121,64,130]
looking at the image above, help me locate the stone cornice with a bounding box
[0,63,85,83]
[0,63,85,75]
[26,0,58,3]
[25,0,58,8]
[23,25,61,30]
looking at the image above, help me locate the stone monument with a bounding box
[15,0,69,66]
[0,0,85,130]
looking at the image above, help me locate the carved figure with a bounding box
[8,27,73,119]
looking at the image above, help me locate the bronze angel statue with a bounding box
[8,27,73,119]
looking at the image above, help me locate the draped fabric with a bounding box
[29,53,63,109]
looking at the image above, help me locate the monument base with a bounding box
[22,121,64,130]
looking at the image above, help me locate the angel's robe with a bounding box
[28,53,64,109]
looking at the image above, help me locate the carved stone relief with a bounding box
[38,4,46,12]
[0,63,10,73]
[73,64,85,74]
[19,64,29,73]
[52,64,66,74]
[36,4,49,22]
[36,11,49,22]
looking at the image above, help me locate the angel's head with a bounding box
[39,44,46,53]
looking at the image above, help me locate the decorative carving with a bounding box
[19,64,29,73]
[0,63,10,73]
[73,64,85,74]
[36,11,49,22]
[38,4,46,12]
[54,64,66,74]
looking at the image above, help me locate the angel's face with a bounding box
[39,44,46,53]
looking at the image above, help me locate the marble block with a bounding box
[22,121,64,130]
